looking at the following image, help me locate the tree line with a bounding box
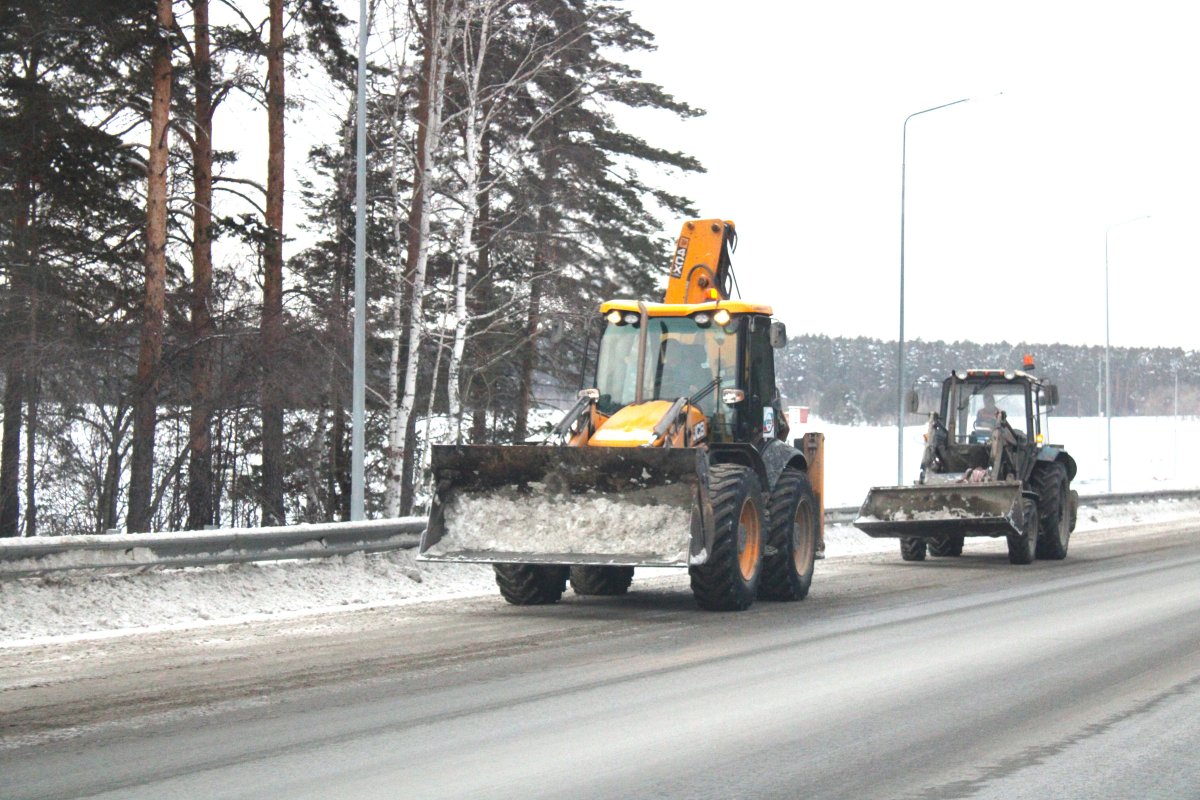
[777,335,1200,425]
[0,0,703,536]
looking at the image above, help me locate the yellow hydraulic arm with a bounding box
[663,219,736,305]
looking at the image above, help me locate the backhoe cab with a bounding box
[420,219,825,611]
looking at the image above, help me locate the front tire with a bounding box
[1033,462,1071,560]
[569,565,635,596]
[901,537,927,561]
[758,468,818,601]
[1007,497,1039,565]
[493,564,569,605]
[690,464,765,611]
[928,535,964,557]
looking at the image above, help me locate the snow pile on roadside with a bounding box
[1073,496,1200,531]
[2,498,1197,646]
[0,552,496,645]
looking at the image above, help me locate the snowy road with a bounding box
[3,520,1200,799]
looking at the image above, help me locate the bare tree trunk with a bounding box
[187,0,215,529]
[382,62,412,518]
[22,371,36,536]
[260,0,286,525]
[1,195,28,537]
[513,271,540,443]
[99,404,129,534]
[1,52,40,537]
[514,205,550,443]
[0,371,21,537]
[466,131,493,447]
[386,0,459,516]
[128,0,174,532]
[446,5,490,444]
[327,115,355,521]
[470,406,487,444]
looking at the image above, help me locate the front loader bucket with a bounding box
[419,445,705,567]
[853,480,1025,539]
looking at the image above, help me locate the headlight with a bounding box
[606,310,622,324]
[713,309,732,326]
[623,313,639,325]
[694,312,711,326]
[721,388,745,405]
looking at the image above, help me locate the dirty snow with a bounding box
[432,492,691,562]
[0,550,496,645]
[883,506,981,522]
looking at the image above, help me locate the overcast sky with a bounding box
[618,1,1200,352]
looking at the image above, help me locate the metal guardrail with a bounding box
[0,518,426,578]
[2,489,1198,578]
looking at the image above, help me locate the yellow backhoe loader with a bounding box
[419,219,825,611]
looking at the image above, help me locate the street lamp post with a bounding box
[350,0,369,520]
[1104,215,1150,494]
[898,97,969,484]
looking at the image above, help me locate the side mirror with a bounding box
[770,320,788,349]
[905,389,920,414]
[1044,384,1059,407]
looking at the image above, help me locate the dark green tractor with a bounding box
[856,367,1078,564]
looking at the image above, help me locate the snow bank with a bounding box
[3,497,1197,646]
[0,551,495,645]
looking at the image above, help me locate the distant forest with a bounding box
[773,335,1200,425]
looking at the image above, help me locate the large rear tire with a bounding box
[493,564,569,605]
[569,565,635,596]
[900,537,927,561]
[689,464,765,611]
[1007,497,1039,565]
[1033,462,1071,560]
[758,468,818,601]
[928,535,964,557]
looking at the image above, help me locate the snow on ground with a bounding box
[797,413,1200,507]
[2,416,1197,647]
[0,552,498,646]
[3,495,1198,647]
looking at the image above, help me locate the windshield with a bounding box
[947,380,1030,443]
[594,315,738,418]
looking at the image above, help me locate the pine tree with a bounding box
[0,0,148,535]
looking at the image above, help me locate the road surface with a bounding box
[3,520,1199,799]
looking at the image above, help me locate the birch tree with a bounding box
[383,0,461,516]
[442,0,575,442]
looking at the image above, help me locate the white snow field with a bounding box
[1,415,1198,645]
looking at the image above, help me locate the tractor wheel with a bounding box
[493,564,569,605]
[689,464,765,611]
[758,468,818,601]
[928,535,965,557]
[1069,490,1080,532]
[1033,462,1071,560]
[1007,497,1039,565]
[900,537,927,561]
[569,566,635,596]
